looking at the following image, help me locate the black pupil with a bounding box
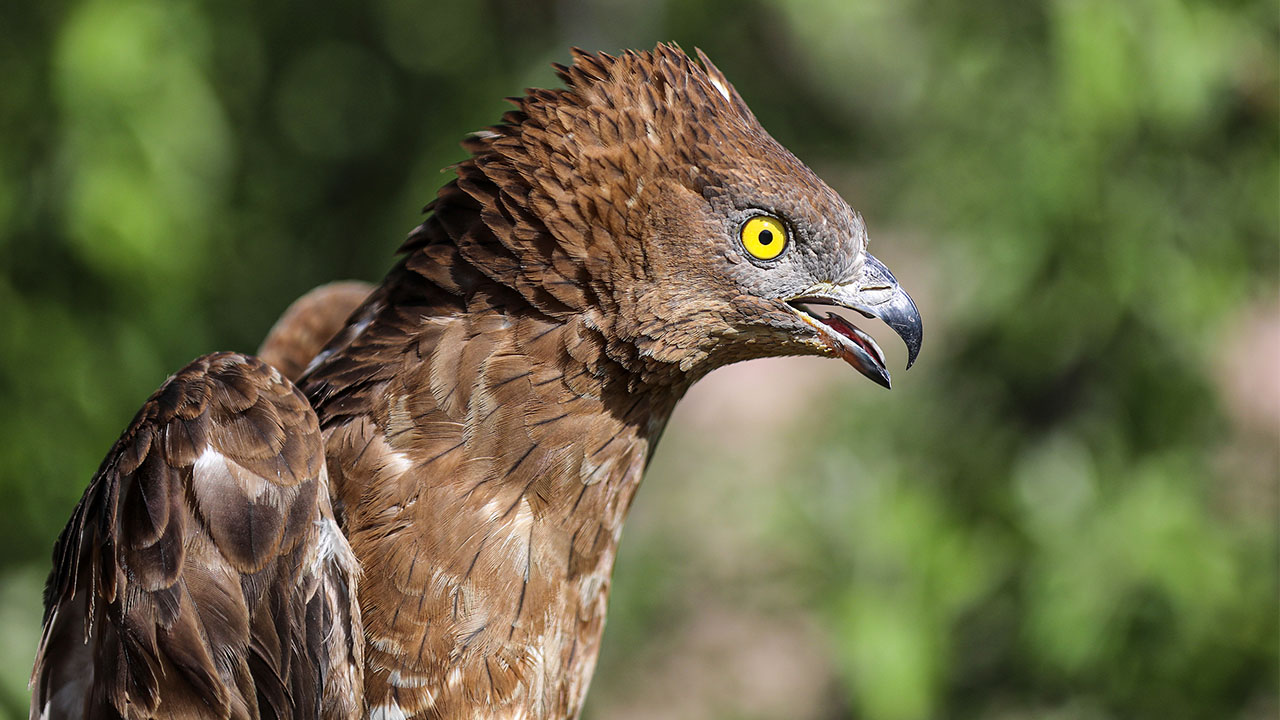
[758,228,774,245]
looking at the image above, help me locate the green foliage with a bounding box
[0,1,1274,718]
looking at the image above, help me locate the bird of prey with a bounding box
[31,45,921,720]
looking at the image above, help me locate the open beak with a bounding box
[787,253,923,389]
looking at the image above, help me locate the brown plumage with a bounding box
[32,353,363,720]
[33,45,920,720]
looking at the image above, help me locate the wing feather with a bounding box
[31,352,363,720]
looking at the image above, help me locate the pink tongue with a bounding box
[821,313,884,367]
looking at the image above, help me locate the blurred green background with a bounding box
[0,0,1275,718]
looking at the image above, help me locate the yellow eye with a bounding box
[740,215,788,260]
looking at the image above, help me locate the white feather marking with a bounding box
[369,703,409,720]
[708,74,732,102]
[384,449,413,476]
[510,498,533,535]
[302,348,333,377]
[310,515,355,577]
[480,497,504,523]
[193,445,224,478]
[387,670,432,689]
[194,444,279,500]
[371,636,403,654]
[347,315,372,340]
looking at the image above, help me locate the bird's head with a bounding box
[437,44,921,388]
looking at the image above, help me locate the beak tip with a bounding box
[893,315,921,372]
[870,367,892,389]
[904,332,921,370]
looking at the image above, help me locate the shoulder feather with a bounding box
[31,352,363,720]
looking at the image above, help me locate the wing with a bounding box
[31,352,363,720]
[258,281,374,382]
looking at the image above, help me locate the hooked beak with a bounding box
[786,253,923,389]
